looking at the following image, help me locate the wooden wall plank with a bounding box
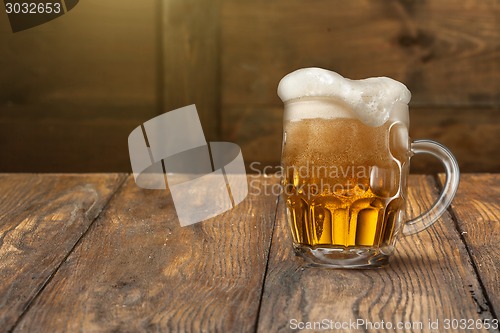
[221,0,499,107]
[256,175,495,332]
[0,0,498,173]
[13,175,279,332]
[439,173,500,316]
[0,174,126,332]
[162,0,220,141]
[221,105,283,171]
[0,0,157,172]
[0,107,154,172]
[410,108,500,173]
[223,106,500,173]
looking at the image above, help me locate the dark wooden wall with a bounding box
[0,1,158,172]
[0,0,498,173]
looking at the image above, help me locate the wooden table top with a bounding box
[0,173,498,332]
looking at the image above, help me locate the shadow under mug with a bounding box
[280,97,460,268]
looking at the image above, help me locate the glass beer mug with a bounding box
[278,68,460,268]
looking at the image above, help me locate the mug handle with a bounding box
[403,140,460,236]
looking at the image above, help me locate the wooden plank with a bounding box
[439,173,500,316]
[0,107,155,172]
[409,108,500,173]
[162,0,220,141]
[257,175,496,332]
[13,175,279,332]
[222,106,500,173]
[221,105,283,171]
[221,0,499,107]
[0,0,157,172]
[0,174,126,332]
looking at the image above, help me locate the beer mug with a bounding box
[278,68,460,268]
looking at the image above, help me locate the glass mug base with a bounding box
[293,244,394,268]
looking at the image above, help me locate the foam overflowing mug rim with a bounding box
[277,67,411,127]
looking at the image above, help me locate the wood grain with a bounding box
[0,174,126,332]
[257,175,495,332]
[13,175,279,332]
[439,173,500,317]
[221,0,500,107]
[162,0,220,141]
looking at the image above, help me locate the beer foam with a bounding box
[277,68,411,127]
